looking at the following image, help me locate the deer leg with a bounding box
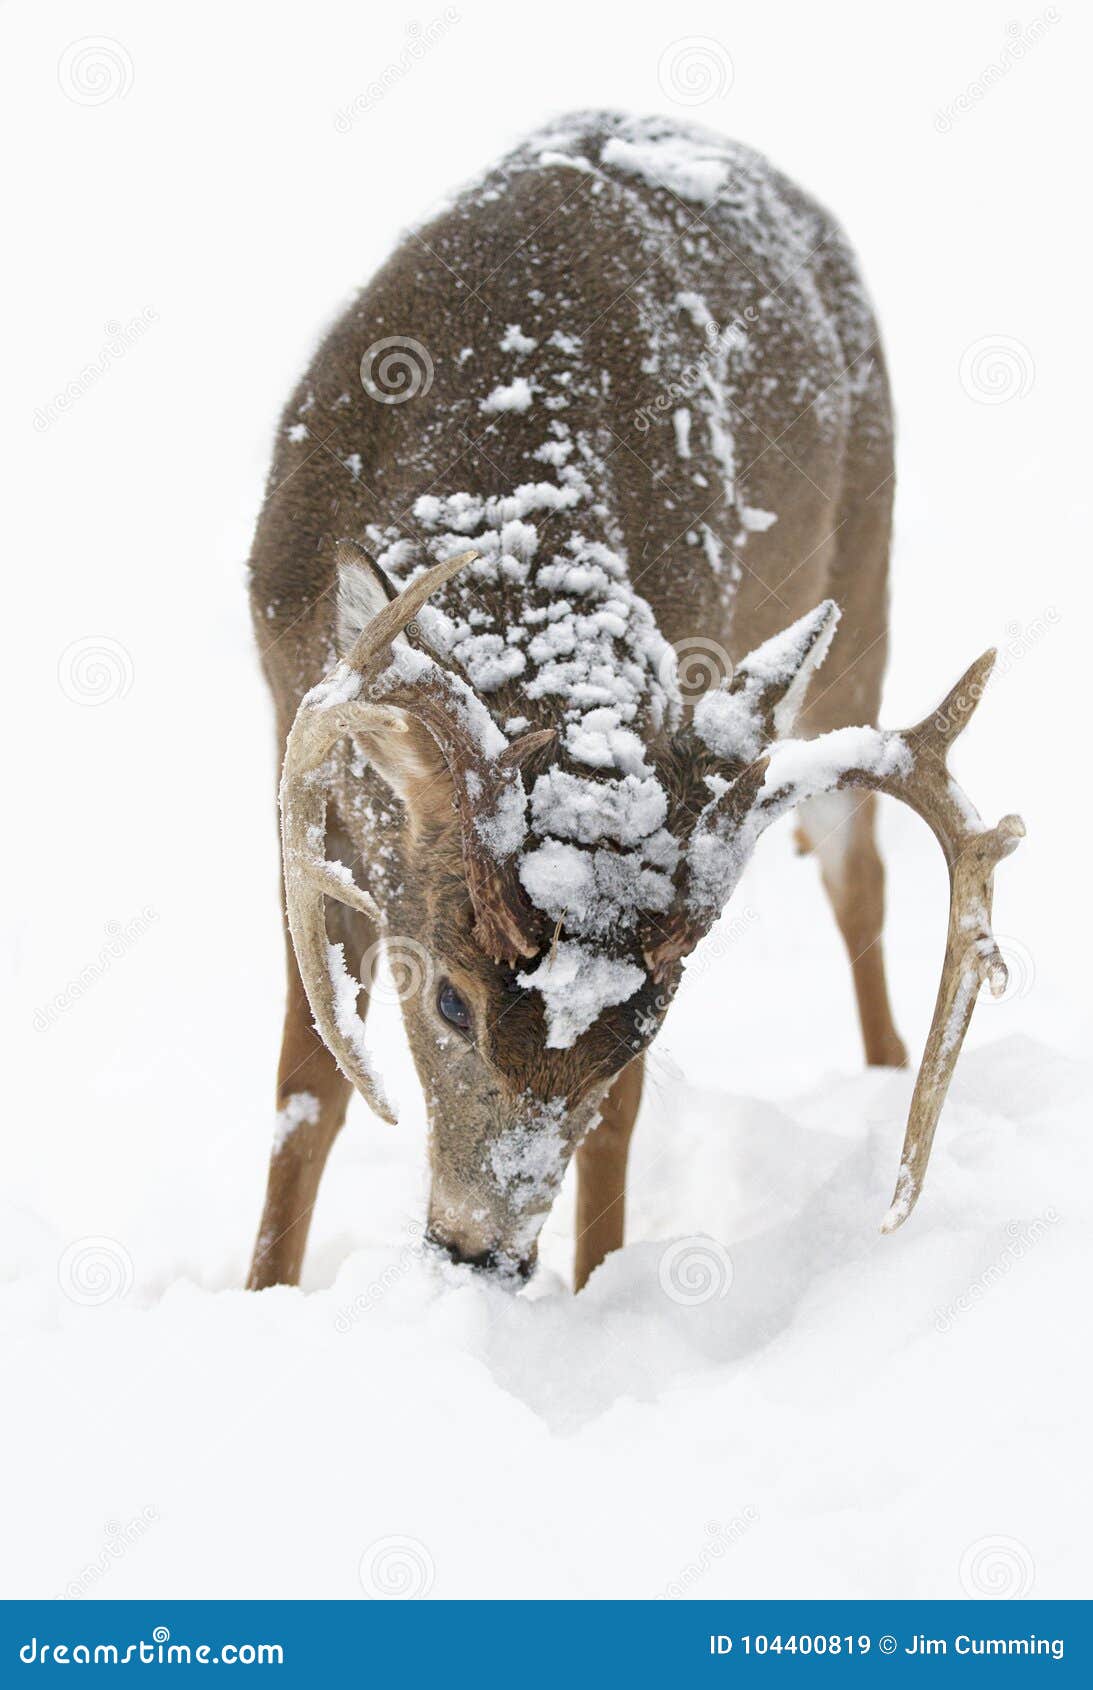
[791,435,906,1070]
[246,944,351,1289]
[797,790,908,1069]
[574,1054,644,1291]
[247,836,379,1289]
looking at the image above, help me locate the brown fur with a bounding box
[246,114,905,1290]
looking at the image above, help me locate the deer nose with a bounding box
[424,1229,535,1282]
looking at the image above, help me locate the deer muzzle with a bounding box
[424,1097,588,1283]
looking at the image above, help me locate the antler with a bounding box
[280,547,549,1117]
[280,694,401,1122]
[675,647,1024,1232]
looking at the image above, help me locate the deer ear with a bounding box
[357,723,453,818]
[739,599,841,741]
[693,600,841,763]
[335,538,399,655]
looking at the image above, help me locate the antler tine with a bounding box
[279,702,401,1123]
[906,647,997,758]
[879,803,1024,1233]
[343,548,479,674]
[845,648,1025,1228]
[816,656,1024,1231]
[672,646,1023,1231]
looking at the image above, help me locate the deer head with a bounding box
[281,551,1022,1276]
[280,543,668,1278]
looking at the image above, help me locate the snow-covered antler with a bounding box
[280,547,550,1118]
[653,633,1024,1233]
[280,692,399,1123]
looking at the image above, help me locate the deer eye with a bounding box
[437,981,473,1033]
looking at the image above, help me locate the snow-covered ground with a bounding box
[3,0,1090,1601]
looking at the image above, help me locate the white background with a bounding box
[2,0,1089,1601]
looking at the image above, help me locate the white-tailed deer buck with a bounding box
[246,113,1022,1292]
